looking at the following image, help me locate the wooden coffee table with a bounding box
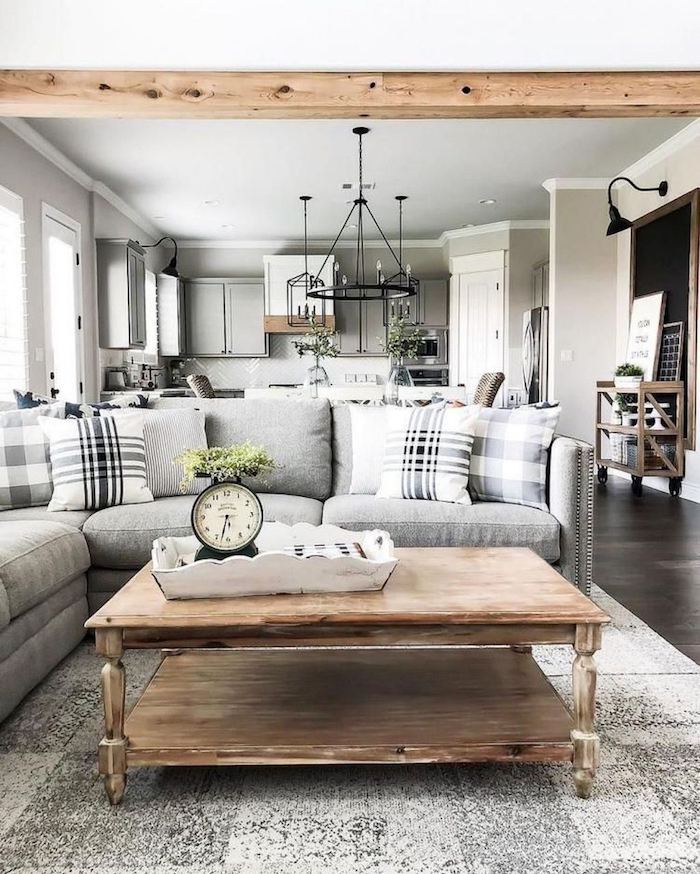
[86,547,609,805]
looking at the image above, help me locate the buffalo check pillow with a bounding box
[468,406,561,510]
[0,404,65,510]
[39,411,153,511]
[376,404,478,504]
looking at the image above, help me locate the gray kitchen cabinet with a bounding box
[336,299,386,356]
[419,279,449,326]
[225,281,267,356]
[97,239,147,348]
[185,281,226,355]
[185,279,267,357]
[157,274,187,356]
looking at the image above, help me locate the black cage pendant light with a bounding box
[287,196,327,327]
[306,127,419,303]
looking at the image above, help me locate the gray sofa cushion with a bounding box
[0,506,93,529]
[151,398,332,501]
[84,493,324,569]
[322,495,560,561]
[0,521,90,620]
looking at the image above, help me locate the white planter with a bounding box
[151,522,398,599]
[614,375,643,390]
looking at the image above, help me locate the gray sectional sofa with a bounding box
[0,398,594,722]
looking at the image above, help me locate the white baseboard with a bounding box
[607,467,700,503]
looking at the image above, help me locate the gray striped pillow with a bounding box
[106,408,208,498]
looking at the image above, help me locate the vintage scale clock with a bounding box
[190,478,264,561]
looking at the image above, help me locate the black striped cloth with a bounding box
[39,412,153,511]
[376,405,478,504]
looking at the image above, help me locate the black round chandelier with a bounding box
[306,126,419,303]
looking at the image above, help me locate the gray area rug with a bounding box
[0,584,699,874]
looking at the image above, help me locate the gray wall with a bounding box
[548,187,617,442]
[0,124,155,400]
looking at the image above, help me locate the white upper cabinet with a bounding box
[184,279,267,357]
[157,274,187,357]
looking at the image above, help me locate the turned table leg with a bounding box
[96,628,127,805]
[571,624,601,799]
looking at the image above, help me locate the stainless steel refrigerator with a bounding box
[522,306,549,404]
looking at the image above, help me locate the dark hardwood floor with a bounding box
[594,477,700,664]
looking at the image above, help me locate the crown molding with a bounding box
[179,221,549,251]
[178,238,443,249]
[542,178,610,193]
[0,118,160,238]
[619,118,700,178]
[438,219,549,245]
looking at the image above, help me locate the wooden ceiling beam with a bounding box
[0,70,699,119]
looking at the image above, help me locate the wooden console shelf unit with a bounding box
[595,380,685,496]
[86,548,609,805]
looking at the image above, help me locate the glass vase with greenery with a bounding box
[292,314,340,397]
[382,313,421,403]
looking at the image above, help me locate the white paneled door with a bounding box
[42,207,84,403]
[449,253,505,402]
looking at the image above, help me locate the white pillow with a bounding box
[39,411,153,511]
[104,407,208,498]
[0,403,65,510]
[348,405,389,495]
[376,404,479,504]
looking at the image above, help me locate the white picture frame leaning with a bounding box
[626,291,667,381]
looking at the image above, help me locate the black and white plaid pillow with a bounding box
[376,405,478,504]
[0,404,65,510]
[38,412,153,511]
[468,407,561,510]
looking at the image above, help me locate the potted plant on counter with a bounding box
[382,313,421,404]
[292,314,340,398]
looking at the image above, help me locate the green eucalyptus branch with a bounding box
[383,313,421,361]
[292,314,340,362]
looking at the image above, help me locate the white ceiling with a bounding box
[27,117,691,241]
[3,0,700,69]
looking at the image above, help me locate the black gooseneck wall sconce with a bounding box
[606,177,668,236]
[143,236,179,276]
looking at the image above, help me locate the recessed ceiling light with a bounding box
[152,215,165,220]
[478,198,497,205]
[460,223,475,228]
[204,199,220,206]
[220,223,234,228]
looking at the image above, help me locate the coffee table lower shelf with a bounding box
[122,647,575,768]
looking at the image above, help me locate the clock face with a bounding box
[191,482,263,553]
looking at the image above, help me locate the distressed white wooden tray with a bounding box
[151,522,397,599]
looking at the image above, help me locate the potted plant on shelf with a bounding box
[176,443,276,490]
[382,313,421,404]
[614,362,644,390]
[292,314,340,398]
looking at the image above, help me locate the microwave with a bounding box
[403,328,448,366]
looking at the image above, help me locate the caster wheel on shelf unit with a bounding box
[597,466,608,484]
[631,476,643,497]
[669,478,682,497]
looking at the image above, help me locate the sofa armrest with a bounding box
[548,435,594,595]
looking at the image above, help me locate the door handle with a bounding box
[50,387,60,398]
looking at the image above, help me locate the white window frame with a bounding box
[0,185,28,401]
[41,203,85,400]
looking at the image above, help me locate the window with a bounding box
[0,186,28,400]
[144,269,159,362]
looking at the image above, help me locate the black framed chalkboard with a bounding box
[631,189,699,449]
